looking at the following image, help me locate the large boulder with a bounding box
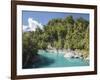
[64,51,75,58]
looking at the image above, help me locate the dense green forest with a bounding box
[22,16,89,67]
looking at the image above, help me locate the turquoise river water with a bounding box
[26,50,89,68]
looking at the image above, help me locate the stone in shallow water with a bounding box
[64,51,75,58]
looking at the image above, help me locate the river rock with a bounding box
[64,51,75,58]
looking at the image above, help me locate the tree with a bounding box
[22,32,38,67]
[84,27,89,51]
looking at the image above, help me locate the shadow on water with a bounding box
[23,54,55,69]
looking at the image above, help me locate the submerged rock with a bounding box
[64,51,75,58]
[64,50,83,59]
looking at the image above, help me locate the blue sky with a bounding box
[22,11,89,26]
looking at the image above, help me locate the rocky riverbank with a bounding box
[44,49,89,61]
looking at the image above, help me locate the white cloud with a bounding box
[23,18,43,32]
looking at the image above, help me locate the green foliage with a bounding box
[84,27,89,51]
[22,32,38,66]
[22,15,89,66]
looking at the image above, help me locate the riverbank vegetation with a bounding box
[22,15,89,67]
